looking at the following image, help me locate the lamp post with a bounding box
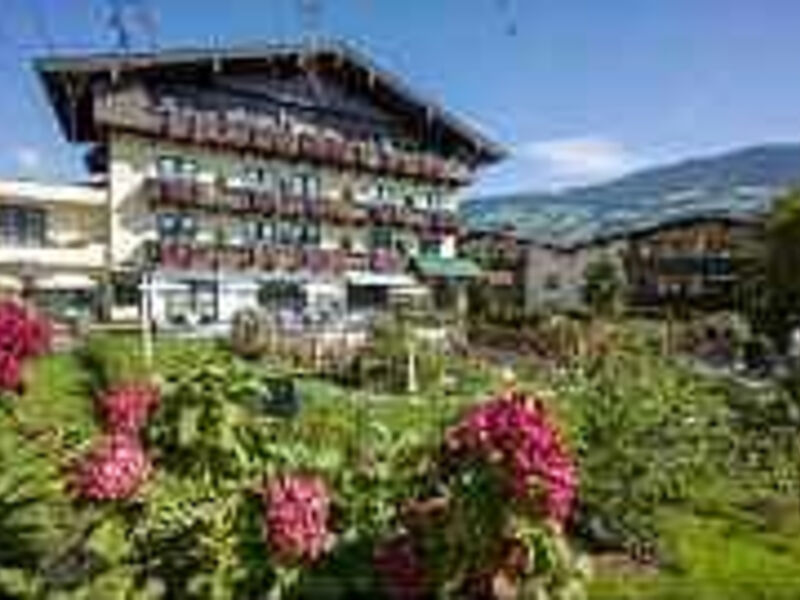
[140,269,154,370]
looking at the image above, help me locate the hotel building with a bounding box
[33,42,503,326]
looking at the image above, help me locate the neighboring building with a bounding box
[463,212,761,314]
[0,179,106,319]
[35,42,503,327]
[623,214,758,309]
[525,238,625,312]
[459,225,528,318]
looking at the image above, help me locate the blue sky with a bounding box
[1,0,800,196]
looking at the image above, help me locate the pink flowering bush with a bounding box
[444,390,577,524]
[97,382,160,435]
[0,300,51,393]
[372,390,585,599]
[70,433,151,501]
[261,474,332,565]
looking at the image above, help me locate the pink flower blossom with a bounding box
[70,434,151,501]
[0,352,21,393]
[0,301,50,394]
[261,474,332,565]
[374,535,428,600]
[98,382,160,435]
[445,391,578,523]
[0,301,51,361]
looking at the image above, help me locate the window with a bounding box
[157,155,198,180]
[242,166,274,191]
[427,192,443,211]
[291,173,321,199]
[370,227,393,250]
[420,237,441,256]
[164,282,218,325]
[242,221,262,244]
[112,272,140,307]
[276,221,300,246]
[278,176,292,199]
[301,222,321,246]
[544,273,561,291]
[0,205,46,247]
[157,213,196,241]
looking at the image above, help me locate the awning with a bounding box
[346,271,418,287]
[0,274,23,291]
[413,255,482,279]
[34,273,98,290]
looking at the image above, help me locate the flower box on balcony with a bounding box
[167,110,195,142]
[221,118,252,148]
[193,112,220,146]
[253,192,276,216]
[253,126,276,152]
[346,253,369,272]
[274,133,298,158]
[350,206,369,226]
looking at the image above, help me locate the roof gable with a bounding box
[35,40,505,165]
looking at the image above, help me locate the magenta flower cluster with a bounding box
[445,391,577,523]
[373,535,428,600]
[0,301,51,393]
[70,433,152,501]
[98,382,160,435]
[73,383,159,501]
[262,474,332,565]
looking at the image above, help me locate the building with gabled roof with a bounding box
[35,40,504,327]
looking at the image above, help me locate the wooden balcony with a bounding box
[145,176,461,235]
[97,100,472,185]
[149,241,405,276]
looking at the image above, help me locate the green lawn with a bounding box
[591,503,800,599]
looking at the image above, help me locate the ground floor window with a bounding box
[348,284,389,312]
[163,281,218,326]
[34,290,98,322]
[258,281,304,312]
[113,272,141,307]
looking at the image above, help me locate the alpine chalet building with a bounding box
[36,42,504,327]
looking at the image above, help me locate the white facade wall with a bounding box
[0,179,107,276]
[109,132,466,327]
[524,240,626,312]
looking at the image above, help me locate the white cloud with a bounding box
[521,136,638,187]
[13,147,42,172]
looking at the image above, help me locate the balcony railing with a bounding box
[149,241,406,275]
[0,243,105,270]
[96,99,472,185]
[145,177,460,235]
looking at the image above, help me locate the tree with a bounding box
[582,255,623,317]
[737,189,800,352]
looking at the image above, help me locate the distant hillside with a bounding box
[463,144,800,247]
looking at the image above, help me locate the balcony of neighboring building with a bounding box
[0,196,106,272]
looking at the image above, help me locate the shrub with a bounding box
[372,390,588,599]
[554,349,730,556]
[230,307,269,359]
[79,333,148,392]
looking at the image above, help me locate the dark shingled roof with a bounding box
[34,39,506,164]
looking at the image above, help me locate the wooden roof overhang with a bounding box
[35,40,506,167]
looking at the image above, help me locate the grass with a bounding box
[590,501,800,599]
